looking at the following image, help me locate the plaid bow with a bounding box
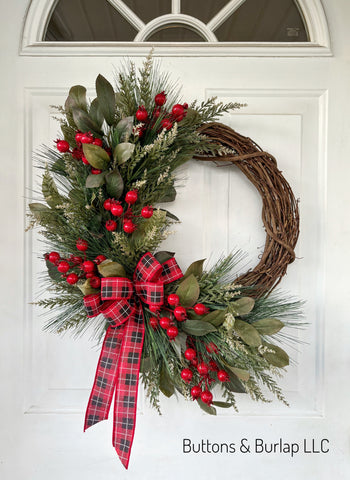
[83,252,183,468]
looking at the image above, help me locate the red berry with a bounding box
[167,294,180,306]
[191,385,202,400]
[200,390,213,405]
[89,276,101,289]
[72,255,83,264]
[92,138,103,147]
[91,168,102,174]
[197,362,209,376]
[172,103,185,118]
[167,325,179,340]
[56,140,70,153]
[149,317,158,330]
[57,260,70,273]
[81,133,93,144]
[82,260,95,273]
[173,306,187,321]
[206,342,218,354]
[94,254,106,265]
[149,304,160,314]
[76,239,88,251]
[75,132,83,143]
[103,199,112,210]
[82,156,89,165]
[184,348,197,361]
[153,107,161,118]
[191,358,198,367]
[141,206,153,219]
[180,368,193,383]
[85,272,94,278]
[159,317,171,329]
[194,303,209,316]
[72,148,82,160]
[111,203,123,216]
[161,118,173,130]
[135,106,148,122]
[48,251,60,264]
[123,220,136,234]
[106,220,117,231]
[183,103,188,109]
[217,370,230,382]
[209,360,219,372]
[155,91,167,106]
[175,114,184,123]
[66,273,79,285]
[125,190,138,204]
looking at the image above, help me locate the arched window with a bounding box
[44,0,309,42]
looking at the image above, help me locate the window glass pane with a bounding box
[122,0,171,24]
[45,0,137,41]
[215,0,309,42]
[147,25,205,42]
[181,0,228,24]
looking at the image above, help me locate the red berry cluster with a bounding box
[103,189,154,234]
[135,91,189,136]
[55,131,110,175]
[46,239,106,287]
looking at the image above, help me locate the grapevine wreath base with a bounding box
[29,56,302,468]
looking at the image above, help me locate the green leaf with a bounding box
[85,172,106,188]
[197,398,216,415]
[72,107,103,136]
[226,372,246,393]
[29,202,52,221]
[183,259,206,279]
[158,186,176,203]
[233,319,262,347]
[77,278,100,296]
[225,365,250,381]
[105,169,124,198]
[182,320,217,336]
[97,260,126,278]
[212,401,234,409]
[159,209,179,222]
[159,364,174,398]
[82,143,110,170]
[96,74,116,126]
[176,274,200,307]
[231,297,255,316]
[42,168,62,207]
[140,356,151,374]
[202,309,227,327]
[113,142,135,165]
[114,116,134,143]
[65,85,87,112]
[154,251,175,263]
[89,98,104,128]
[262,342,289,368]
[45,259,63,282]
[253,318,284,335]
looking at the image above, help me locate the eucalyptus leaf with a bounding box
[253,318,284,335]
[212,401,234,409]
[89,97,104,128]
[97,260,126,278]
[96,74,116,126]
[176,274,200,307]
[113,142,135,165]
[72,107,103,136]
[105,169,124,198]
[158,186,176,203]
[231,297,255,316]
[183,259,206,279]
[85,172,106,188]
[114,116,134,143]
[65,85,87,112]
[159,364,175,398]
[45,259,63,282]
[202,309,227,327]
[224,365,250,381]
[197,398,216,415]
[182,320,217,336]
[82,143,110,170]
[77,279,100,296]
[29,202,52,221]
[140,356,151,374]
[154,251,175,263]
[226,372,247,393]
[234,318,262,347]
[159,209,179,222]
[262,342,289,368]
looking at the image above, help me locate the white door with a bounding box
[1,1,349,479]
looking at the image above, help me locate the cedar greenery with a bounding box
[29,55,303,414]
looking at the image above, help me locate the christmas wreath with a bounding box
[28,56,302,469]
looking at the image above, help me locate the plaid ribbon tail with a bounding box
[112,306,144,469]
[84,326,124,431]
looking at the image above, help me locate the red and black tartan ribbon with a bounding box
[83,252,183,468]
